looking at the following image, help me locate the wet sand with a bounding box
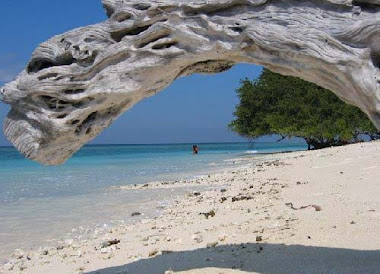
[1,141,379,273]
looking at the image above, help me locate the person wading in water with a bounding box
[192,145,199,154]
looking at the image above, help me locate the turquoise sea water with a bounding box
[0,142,306,260]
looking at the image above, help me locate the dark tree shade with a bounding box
[229,69,379,149]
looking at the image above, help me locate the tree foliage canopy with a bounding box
[229,69,379,149]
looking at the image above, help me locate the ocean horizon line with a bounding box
[0,139,306,148]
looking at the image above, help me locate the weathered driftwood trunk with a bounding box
[1,0,380,165]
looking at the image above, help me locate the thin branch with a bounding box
[276,135,286,142]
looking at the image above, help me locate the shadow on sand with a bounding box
[87,243,380,274]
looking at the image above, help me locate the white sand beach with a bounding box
[1,141,379,274]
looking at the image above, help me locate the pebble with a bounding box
[41,249,49,256]
[200,210,216,219]
[76,266,85,273]
[207,242,218,248]
[77,250,84,257]
[149,249,159,257]
[12,249,25,259]
[101,239,120,248]
[192,234,203,243]
[131,212,142,217]
[218,234,227,242]
[256,236,263,242]
[232,195,253,202]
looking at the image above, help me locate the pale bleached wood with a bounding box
[1,0,380,165]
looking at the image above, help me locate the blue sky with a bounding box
[0,0,264,146]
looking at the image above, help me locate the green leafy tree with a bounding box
[229,69,379,149]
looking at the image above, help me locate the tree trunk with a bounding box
[304,138,311,150]
[305,137,334,150]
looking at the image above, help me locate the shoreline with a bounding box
[0,146,265,262]
[0,152,256,263]
[1,141,379,273]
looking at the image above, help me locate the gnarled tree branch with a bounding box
[1,0,380,165]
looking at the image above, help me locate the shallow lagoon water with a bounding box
[0,142,306,260]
